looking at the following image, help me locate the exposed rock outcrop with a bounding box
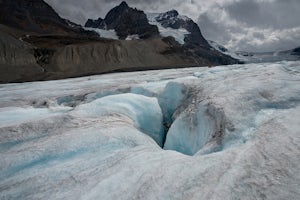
[0,0,96,36]
[0,30,44,83]
[85,1,159,39]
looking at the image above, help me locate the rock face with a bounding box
[85,1,159,39]
[0,0,95,36]
[0,29,43,83]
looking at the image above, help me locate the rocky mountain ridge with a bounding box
[154,10,210,48]
[0,0,95,36]
[0,0,239,83]
[85,1,159,39]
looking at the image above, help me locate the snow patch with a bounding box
[147,13,190,45]
[84,27,119,40]
[125,35,140,40]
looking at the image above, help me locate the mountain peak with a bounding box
[166,10,179,18]
[86,1,159,39]
[119,1,129,8]
[0,0,95,36]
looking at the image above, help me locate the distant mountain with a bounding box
[209,40,300,63]
[85,1,158,39]
[85,2,239,64]
[153,10,210,48]
[0,0,239,83]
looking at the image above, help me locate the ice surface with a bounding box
[164,103,226,155]
[0,61,300,199]
[72,93,165,146]
[131,81,188,124]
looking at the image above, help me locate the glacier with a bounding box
[0,61,300,199]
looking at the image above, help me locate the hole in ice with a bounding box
[131,81,228,156]
[52,81,231,157]
[163,100,228,156]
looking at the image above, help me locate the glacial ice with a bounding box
[164,102,226,155]
[0,61,300,200]
[72,93,165,146]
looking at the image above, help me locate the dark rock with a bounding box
[85,18,106,29]
[85,1,159,39]
[0,0,96,36]
[34,48,55,66]
[292,47,300,55]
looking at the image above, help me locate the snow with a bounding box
[147,13,190,45]
[208,40,245,61]
[84,27,119,40]
[125,34,140,40]
[83,13,193,44]
[209,40,299,63]
[1,61,300,199]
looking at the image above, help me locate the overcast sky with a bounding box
[45,0,300,52]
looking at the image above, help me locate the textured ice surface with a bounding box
[0,61,300,199]
[73,93,165,146]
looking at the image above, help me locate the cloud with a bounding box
[197,0,300,51]
[45,0,300,52]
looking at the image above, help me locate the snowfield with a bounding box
[0,61,300,199]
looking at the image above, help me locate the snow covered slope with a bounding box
[147,13,190,44]
[209,40,300,63]
[208,40,244,60]
[1,61,300,199]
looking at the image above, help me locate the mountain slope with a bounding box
[0,0,239,83]
[85,3,239,64]
[85,1,159,39]
[0,0,94,36]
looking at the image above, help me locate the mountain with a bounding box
[0,0,239,83]
[153,10,210,48]
[85,3,239,64]
[0,0,94,36]
[85,1,159,39]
